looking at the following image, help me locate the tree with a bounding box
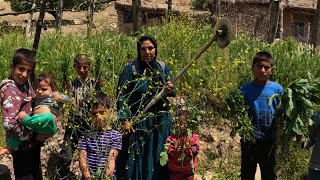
[311,0,320,47]
[56,0,63,33]
[132,0,141,34]
[25,0,36,37]
[87,0,95,37]
[191,0,206,10]
[266,0,280,43]
[5,0,113,34]
[167,0,172,22]
[206,0,220,26]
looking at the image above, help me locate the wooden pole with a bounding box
[32,0,47,86]
[133,37,216,122]
[311,0,320,47]
[25,0,36,37]
[32,0,47,53]
[132,0,141,34]
[267,0,280,43]
[167,0,172,22]
[87,0,94,37]
[279,5,283,39]
[56,0,63,33]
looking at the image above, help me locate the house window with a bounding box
[293,22,304,38]
[123,11,133,23]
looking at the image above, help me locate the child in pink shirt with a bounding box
[166,110,200,180]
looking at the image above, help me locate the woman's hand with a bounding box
[164,81,174,93]
[122,120,135,133]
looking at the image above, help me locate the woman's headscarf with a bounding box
[137,35,158,62]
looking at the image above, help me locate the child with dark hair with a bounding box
[0,72,70,154]
[0,48,40,179]
[166,110,200,180]
[240,51,283,180]
[57,53,104,179]
[78,92,122,180]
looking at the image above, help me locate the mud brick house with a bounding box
[218,0,318,43]
[114,0,194,34]
[218,0,270,38]
[115,2,164,34]
[282,0,317,43]
[115,0,319,43]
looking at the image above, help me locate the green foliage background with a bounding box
[0,17,319,178]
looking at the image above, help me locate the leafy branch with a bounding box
[225,89,254,142]
[271,77,320,144]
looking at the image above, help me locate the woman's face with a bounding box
[139,40,156,63]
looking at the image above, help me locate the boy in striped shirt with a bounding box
[56,54,104,179]
[78,92,122,179]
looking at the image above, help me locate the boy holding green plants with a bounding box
[240,51,283,180]
[56,54,104,179]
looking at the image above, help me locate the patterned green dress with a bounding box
[117,59,175,180]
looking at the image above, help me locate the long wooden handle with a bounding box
[131,37,216,123]
[173,37,215,83]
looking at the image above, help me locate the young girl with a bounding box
[166,110,200,180]
[0,72,70,154]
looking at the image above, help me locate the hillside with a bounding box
[0,0,192,34]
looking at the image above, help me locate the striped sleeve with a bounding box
[112,131,122,150]
[78,134,88,150]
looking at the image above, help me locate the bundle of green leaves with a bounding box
[226,88,254,142]
[270,77,320,142]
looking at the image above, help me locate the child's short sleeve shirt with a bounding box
[240,81,283,140]
[78,130,122,175]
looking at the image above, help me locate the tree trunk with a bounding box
[32,0,47,85]
[167,0,172,22]
[33,0,47,53]
[279,5,283,39]
[25,1,36,37]
[132,0,141,34]
[87,0,95,37]
[56,0,63,33]
[311,0,320,47]
[267,0,280,43]
[207,0,220,26]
